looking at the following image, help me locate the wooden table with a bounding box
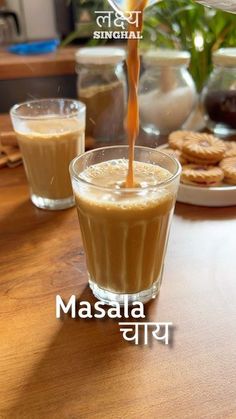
[0,165,236,419]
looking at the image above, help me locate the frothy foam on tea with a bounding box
[17,118,83,136]
[80,159,172,190]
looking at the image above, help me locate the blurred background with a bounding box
[0,0,236,113]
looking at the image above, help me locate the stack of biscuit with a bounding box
[0,143,22,168]
[0,131,22,168]
[164,130,236,187]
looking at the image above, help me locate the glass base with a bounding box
[206,121,236,137]
[31,193,75,210]
[88,276,162,306]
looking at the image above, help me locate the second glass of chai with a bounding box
[10,99,86,210]
[70,146,181,305]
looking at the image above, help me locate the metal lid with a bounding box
[75,47,126,65]
[213,48,236,67]
[143,49,191,66]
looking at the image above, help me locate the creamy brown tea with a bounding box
[75,159,174,294]
[16,118,85,200]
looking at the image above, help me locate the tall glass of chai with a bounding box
[70,146,181,305]
[11,99,86,210]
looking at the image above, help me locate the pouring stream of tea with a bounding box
[125,0,148,188]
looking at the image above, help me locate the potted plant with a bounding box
[142,0,236,92]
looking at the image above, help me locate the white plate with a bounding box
[158,144,236,207]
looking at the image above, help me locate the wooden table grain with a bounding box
[0,165,236,419]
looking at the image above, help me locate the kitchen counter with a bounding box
[0,163,236,418]
[0,47,78,113]
[0,46,77,79]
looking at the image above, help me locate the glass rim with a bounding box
[70,145,182,193]
[10,98,86,120]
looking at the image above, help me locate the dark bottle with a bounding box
[204,90,236,129]
[202,48,236,136]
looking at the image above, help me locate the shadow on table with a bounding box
[5,286,169,418]
[0,199,75,255]
[175,202,236,221]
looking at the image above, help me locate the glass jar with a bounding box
[76,47,127,143]
[139,50,197,135]
[202,48,236,136]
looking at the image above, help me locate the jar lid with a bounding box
[75,47,126,65]
[213,48,236,67]
[143,49,191,66]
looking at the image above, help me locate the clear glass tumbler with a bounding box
[10,99,86,210]
[70,146,181,305]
